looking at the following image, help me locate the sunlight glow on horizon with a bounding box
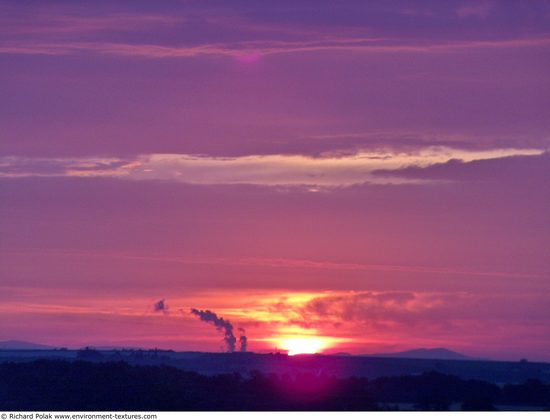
[277,336,332,356]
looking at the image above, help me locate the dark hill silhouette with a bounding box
[369,348,472,360]
[1,349,547,385]
[1,359,549,410]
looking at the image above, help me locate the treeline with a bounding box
[0,360,549,411]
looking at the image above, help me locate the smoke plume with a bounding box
[190,308,248,353]
[238,327,247,352]
[153,299,168,314]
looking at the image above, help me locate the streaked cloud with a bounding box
[374,151,550,181]
[456,1,496,19]
[0,156,135,177]
[3,248,542,281]
[2,37,550,59]
[1,13,182,35]
[2,1,549,60]
[0,147,543,187]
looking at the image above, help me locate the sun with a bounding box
[278,337,328,356]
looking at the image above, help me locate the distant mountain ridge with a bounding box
[368,347,473,360]
[0,340,56,350]
[0,342,474,360]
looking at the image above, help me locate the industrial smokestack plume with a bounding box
[238,327,247,352]
[191,308,246,353]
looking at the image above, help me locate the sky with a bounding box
[1,0,549,361]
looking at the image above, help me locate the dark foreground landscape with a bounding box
[1,350,550,411]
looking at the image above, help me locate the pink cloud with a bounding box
[2,37,550,58]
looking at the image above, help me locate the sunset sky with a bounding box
[1,0,549,361]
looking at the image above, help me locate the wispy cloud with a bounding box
[2,36,550,59]
[273,290,458,327]
[266,289,550,331]
[2,249,544,281]
[373,151,550,182]
[0,156,135,178]
[0,148,543,187]
[456,1,496,19]
[1,13,182,35]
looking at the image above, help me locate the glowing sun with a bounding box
[279,337,328,356]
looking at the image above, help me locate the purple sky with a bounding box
[1,0,549,360]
